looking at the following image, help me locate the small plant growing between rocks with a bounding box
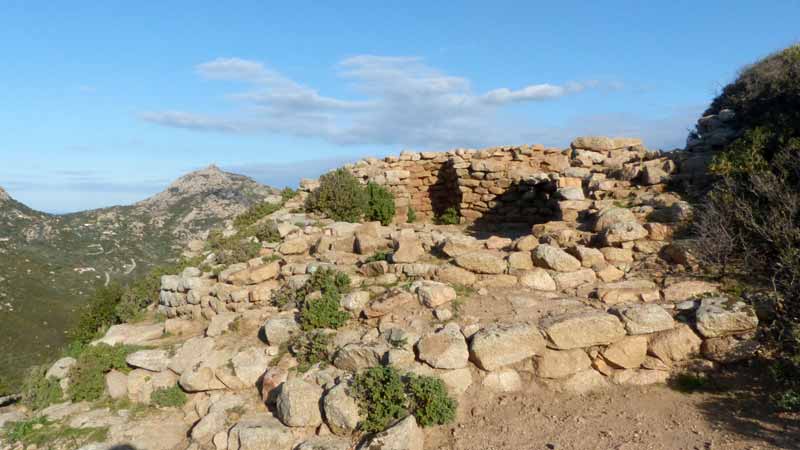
[365,251,391,263]
[151,385,188,408]
[288,331,333,372]
[20,365,63,411]
[68,344,138,402]
[353,366,457,434]
[2,416,109,448]
[299,291,349,331]
[273,268,352,330]
[406,206,417,223]
[435,207,460,225]
[234,201,283,228]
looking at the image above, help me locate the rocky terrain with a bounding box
[0,166,278,383]
[3,133,794,450]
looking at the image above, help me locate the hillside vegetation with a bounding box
[0,166,276,387]
[693,43,800,410]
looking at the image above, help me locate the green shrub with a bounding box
[305,168,369,222]
[307,268,351,297]
[234,201,282,228]
[299,291,349,331]
[436,207,460,225]
[288,332,332,372]
[406,207,417,223]
[68,344,137,402]
[250,220,281,243]
[151,385,187,408]
[365,251,391,263]
[281,187,297,201]
[68,283,125,348]
[353,366,408,433]
[207,230,262,266]
[3,416,108,448]
[365,182,396,225]
[406,375,457,427]
[20,365,63,410]
[352,366,458,434]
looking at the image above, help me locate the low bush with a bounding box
[353,366,408,433]
[299,291,349,331]
[288,331,332,372]
[352,366,457,434]
[435,207,460,225]
[406,207,417,223]
[250,220,281,243]
[406,374,457,427]
[365,251,391,263]
[234,201,282,228]
[305,168,370,222]
[207,230,262,266]
[20,365,63,410]
[68,344,137,402]
[2,416,108,448]
[280,187,297,201]
[151,385,188,408]
[365,182,396,225]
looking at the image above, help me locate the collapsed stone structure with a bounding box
[3,136,761,450]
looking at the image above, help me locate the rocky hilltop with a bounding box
[0,166,277,384]
[0,136,777,450]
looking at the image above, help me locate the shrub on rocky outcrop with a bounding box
[207,230,262,266]
[234,201,282,228]
[352,366,457,434]
[300,291,349,331]
[151,385,188,408]
[306,168,369,222]
[289,331,333,372]
[693,43,800,410]
[436,207,460,225]
[365,182,396,225]
[20,365,63,410]
[407,206,417,223]
[250,220,281,243]
[68,344,137,402]
[280,187,297,201]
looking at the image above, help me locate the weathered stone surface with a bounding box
[610,369,670,386]
[454,251,507,274]
[570,246,605,268]
[435,265,477,286]
[416,281,457,308]
[614,304,675,335]
[507,251,534,270]
[515,235,540,251]
[333,343,384,371]
[518,269,557,291]
[441,235,479,258]
[662,280,718,302]
[554,268,597,290]
[105,370,128,399]
[365,290,415,318]
[482,368,522,392]
[296,436,352,450]
[541,311,626,350]
[168,336,216,374]
[279,237,308,255]
[227,414,294,450]
[232,347,270,386]
[554,369,609,394]
[323,383,361,436]
[126,349,170,372]
[701,334,760,363]
[417,323,469,369]
[595,264,625,282]
[94,323,164,346]
[648,324,702,363]
[263,315,300,346]
[341,291,371,312]
[535,349,591,379]
[206,312,238,337]
[571,136,642,152]
[695,296,758,338]
[594,207,637,232]
[439,367,473,395]
[46,357,76,380]
[275,378,323,427]
[392,235,426,263]
[533,245,581,272]
[469,322,546,371]
[358,415,424,450]
[602,336,648,369]
[602,221,648,245]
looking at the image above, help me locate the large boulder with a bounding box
[540,311,626,350]
[296,436,352,450]
[662,280,718,302]
[602,336,648,369]
[469,323,546,371]
[533,245,581,272]
[126,349,170,372]
[263,315,300,346]
[333,343,384,371]
[46,357,77,380]
[613,304,675,335]
[323,383,361,436]
[416,323,469,369]
[392,234,426,263]
[358,415,424,450]
[594,207,637,232]
[534,349,591,379]
[518,269,557,291]
[441,235,480,258]
[694,296,759,338]
[228,414,294,450]
[571,136,642,152]
[647,324,702,363]
[275,378,323,427]
[454,251,507,274]
[601,221,648,245]
[416,281,457,308]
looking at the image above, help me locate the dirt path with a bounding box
[425,370,799,450]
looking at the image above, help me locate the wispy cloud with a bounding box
[141,55,612,149]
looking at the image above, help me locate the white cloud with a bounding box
[142,55,615,148]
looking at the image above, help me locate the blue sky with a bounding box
[1,1,798,213]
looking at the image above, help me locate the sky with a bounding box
[1,1,798,213]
